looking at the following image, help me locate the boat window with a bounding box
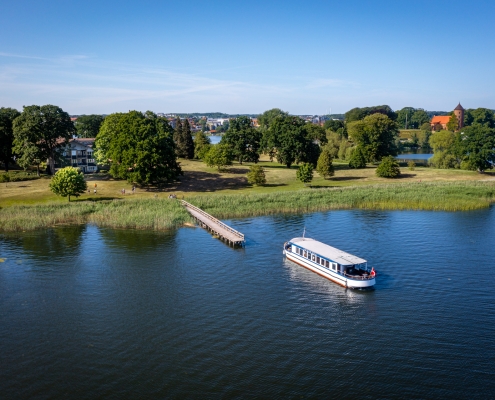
[332,263,337,271]
[311,254,315,261]
[325,260,329,268]
[303,251,307,258]
[316,256,320,264]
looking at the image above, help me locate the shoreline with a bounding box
[1,181,494,233]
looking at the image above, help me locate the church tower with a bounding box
[454,103,465,130]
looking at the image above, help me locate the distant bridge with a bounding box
[181,200,245,247]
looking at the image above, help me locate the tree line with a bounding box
[2,104,494,188]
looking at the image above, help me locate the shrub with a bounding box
[408,160,416,170]
[376,156,401,178]
[296,163,313,185]
[247,165,266,186]
[348,147,367,168]
[316,148,335,179]
[0,174,10,183]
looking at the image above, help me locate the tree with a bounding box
[182,119,195,159]
[296,163,313,185]
[396,107,416,129]
[376,156,401,178]
[262,116,315,168]
[429,130,455,152]
[194,131,211,159]
[13,105,75,175]
[257,108,289,130]
[456,125,495,172]
[347,113,399,162]
[316,147,335,179]
[94,113,124,165]
[0,107,21,172]
[94,111,182,185]
[411,109,430,128]
[173,118,184,157]
[468,108,495,128]
[203,143,234,170]
[74,115,105,138]
[49,166,87,201]
[221,116,262,163]
[324,119,345,132]
[345,105,396,122]
[247,165,266,185]
[348,146,367,168]
[446,113,459,132]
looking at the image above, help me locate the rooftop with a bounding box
[290,237,367,266]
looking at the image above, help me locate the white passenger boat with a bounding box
[283,237,375,289]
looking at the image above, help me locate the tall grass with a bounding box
[0,198,191,232]
[0,182,493,232]
[189,181,495,219]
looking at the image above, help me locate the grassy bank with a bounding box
[0,198,191,232]
[188,181,495,219]
[1,181,494,232]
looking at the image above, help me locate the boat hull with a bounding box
[285,251,375,289]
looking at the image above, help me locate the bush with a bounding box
[296,163,313,185]
[316,148,335,179]
[0,174,10,183]
[247,165,266,186]
[408,160,416,170]
[376,156,401,178]
[348,147,367,168]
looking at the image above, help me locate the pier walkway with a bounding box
[181,200,245,246]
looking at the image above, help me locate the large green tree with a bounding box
[411,109,430,128]
[94,111,181,184]
[257,108,289,130]
[262,116,315,168]
[456,125,495,172]
[376,156,401,178]
[49,166,87,201]
[13,105,75,175]
[345,105,396,123]
[74,114,105,138]
[347,113,399,162]
[0,107,21,172]
[396,107,416,129]
[221,116,262,163]
[203,143,234,170]
[465,108,495,128]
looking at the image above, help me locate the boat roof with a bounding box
[290,237,366,266]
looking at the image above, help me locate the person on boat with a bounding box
[370,267,376,277]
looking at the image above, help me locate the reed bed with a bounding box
[189,181,495,219]
[0,182,493,232]
[0,198,191,232]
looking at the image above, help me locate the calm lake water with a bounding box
[1,208,495,398]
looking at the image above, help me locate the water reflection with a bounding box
[98,227,177,253]
[1,225,86,260]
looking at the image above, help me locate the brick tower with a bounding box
[454,103,465,130]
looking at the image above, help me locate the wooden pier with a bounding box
[181,200,245,246]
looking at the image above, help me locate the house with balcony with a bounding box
[56,138,98,173]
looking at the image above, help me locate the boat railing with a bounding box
[343,272,375,280]
[181,200,245,241]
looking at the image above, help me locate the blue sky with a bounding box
[1,0,494,115]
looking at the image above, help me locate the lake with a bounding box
[1,208,494,398]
